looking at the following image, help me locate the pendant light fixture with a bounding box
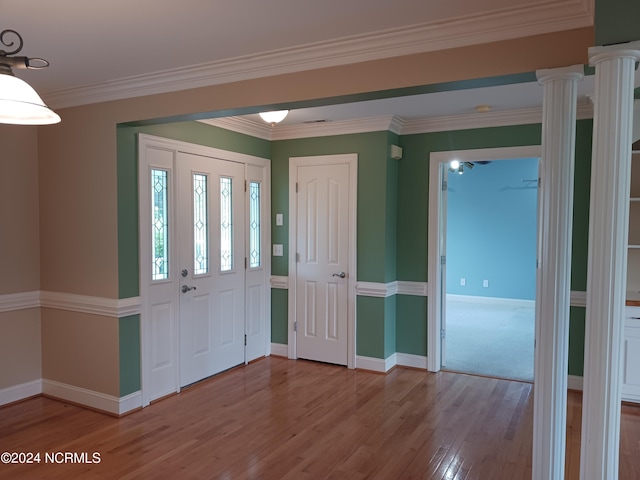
[0,29,60,125]
[258,110,288,126]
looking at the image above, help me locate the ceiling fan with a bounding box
[448,160,491,174]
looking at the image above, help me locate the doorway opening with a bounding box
[443,157,539,382]
[427,146,542,377]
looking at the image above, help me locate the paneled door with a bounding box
[177,152,245,387]
[294,159,353,366]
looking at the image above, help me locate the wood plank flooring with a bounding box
[1,357,639,479]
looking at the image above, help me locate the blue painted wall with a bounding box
[446,157,539,300]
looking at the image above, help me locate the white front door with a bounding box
[177,152,246,387]
[139,135,271,406]
[291,155,356,366]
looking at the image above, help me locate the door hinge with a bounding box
[440,255,446,266]
[294,321,298,332]
[244,334,247,346]
[442,180,448,191]
[295,182,298,193]
[441,329,446,340]
[245,257,247,269]
[296,252,300,263]
[244,180,247,192]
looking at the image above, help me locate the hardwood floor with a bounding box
[1,357,639,479]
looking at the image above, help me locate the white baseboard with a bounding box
[270,343,288,357]
[118,391,143,415]
[0,379,42,407]
[42,379,141,416]
[446,294,535,308]
[356,354,396,373]
[396,353,428,369]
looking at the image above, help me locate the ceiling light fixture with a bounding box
[258,110,288,126]
[0,29,60,125]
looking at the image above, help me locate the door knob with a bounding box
[332,272,346,278]
[181,285,197,293]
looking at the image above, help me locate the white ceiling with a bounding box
[1,0,607,127]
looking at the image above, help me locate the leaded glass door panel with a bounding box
[177,152,245,387]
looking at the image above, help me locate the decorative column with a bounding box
[581,41,640,480]
[533,65,583,480]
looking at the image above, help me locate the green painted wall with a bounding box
[356,296,386,358]
[116,121,270,395]
[119,315,140,396]
[396,295,427,356]
[385,132,400,283]
[271,289,288,344]
[384,295,397,358]
[595,0,640,46]
[569,307,586,376]
[571,120,593,292]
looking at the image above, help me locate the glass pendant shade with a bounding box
[0,73,60,125]
[259,110,288,124]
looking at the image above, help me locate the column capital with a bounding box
[589,40,640,66]
[536,64,584,85]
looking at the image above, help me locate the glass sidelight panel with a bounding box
[151,169,169,280]
[249,181,261,268]
[193,174,209,275]
[220,177,233,272]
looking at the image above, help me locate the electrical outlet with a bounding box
[460,278,466,286]
[273,244,283,256]
[483,279,489,288]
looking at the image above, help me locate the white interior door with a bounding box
[177,152,245,387]
[295,162,351,365]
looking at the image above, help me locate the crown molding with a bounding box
[272,116,401,140]
[45,0,593,109]
[200,117,272,140]
[201,115,400,140]
[201,102,595,140]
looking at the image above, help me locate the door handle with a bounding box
[181,285,197,293]
[332,272,346,278]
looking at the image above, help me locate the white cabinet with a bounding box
[623,147,640,404]
[627,150,640,302]
[622,306,640,403]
